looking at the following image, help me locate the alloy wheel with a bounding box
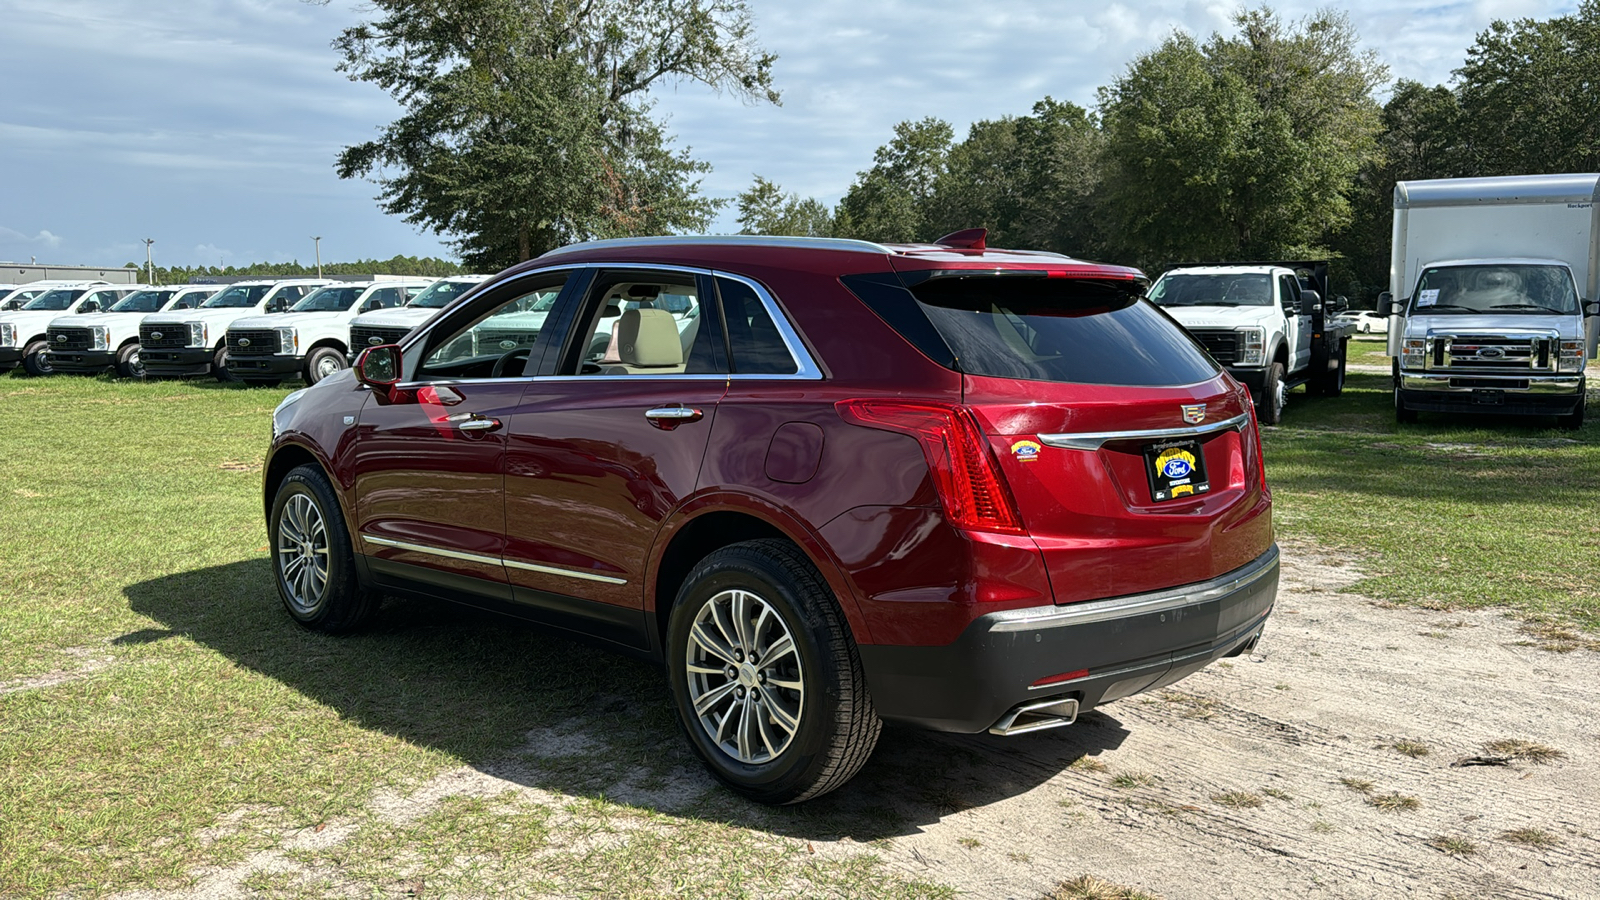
[316,355,343,379]
[277,493,330,615]
[685,588,805,765]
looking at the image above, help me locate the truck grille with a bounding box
[350,325,411,349]
[48,326,92,351]
[229,329,280,356]
[1187,329,1238,365]
[1437,334,1552,371]
[140,325,189,349]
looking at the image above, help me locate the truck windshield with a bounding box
[110,290,175,313]
[22,289,86,311]
[1149,273,1273,307]
[406,280,477,309]
[202,285,272,309]
[1412,264,1577,315]
[292,286,364,312]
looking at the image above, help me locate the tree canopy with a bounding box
[330,0,778,270]
[735,176,833,237]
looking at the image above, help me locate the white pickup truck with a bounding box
[0,283,137,376]
[139,279,332,380]
[45,285,219,377]
[347,274,489,358]
[224,279,434,385]
[1148,262,1353,424]
[2,279,108,312]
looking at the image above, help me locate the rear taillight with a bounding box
[837,399,1026,534]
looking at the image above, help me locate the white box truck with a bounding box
[1379,174,1600,428]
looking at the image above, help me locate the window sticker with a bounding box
[1417,288,1439,308]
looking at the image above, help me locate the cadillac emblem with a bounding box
[150,331,163,340]
[1181,403,1207,424]
[238,338,251,347]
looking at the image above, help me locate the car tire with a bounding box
[1257,361,1286,425]
[666,538,881,805]
[304,346,347,385]
[269,464,378,633]
[21,339,53,377]
[212,346,238,383]
[115,343,144,379]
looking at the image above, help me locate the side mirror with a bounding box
[1585,300,1598,317]
[77,302,98,314]
[354,344,402,388]
[360,299,378,312]
[1376,292,1394,316]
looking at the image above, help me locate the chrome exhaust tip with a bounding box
[988,697,1080,736]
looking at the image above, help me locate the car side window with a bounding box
[368,287,402,309]
[1278,275,1300,311]
[716,277,799,375]
[562,271,723,376]
[416,277,568,380]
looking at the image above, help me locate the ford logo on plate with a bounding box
[150,331,163,340]
[55,334,65,342]
[238,338,251,347]
[367,336,382,345]
[499,339,516,350]
[1479,347,1505,360]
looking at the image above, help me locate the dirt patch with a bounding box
[0,646,115,695]
[828,541,1600,899]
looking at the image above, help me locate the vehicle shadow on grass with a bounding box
[125,559,1127,841]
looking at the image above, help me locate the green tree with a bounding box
[1097,7,1387,267]
[328,0,778,270]
[1455,1,1600,174]
[833,117,954,243]
[735,176,833,236]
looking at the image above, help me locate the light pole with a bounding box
[311,236,323,278]
[142,238,155,285]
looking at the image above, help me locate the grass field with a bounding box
[0,365,1595,897]
[1347,335,1391,366]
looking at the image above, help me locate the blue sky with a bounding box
[0,0,1576,268]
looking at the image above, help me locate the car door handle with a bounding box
[645,405,703,429]
[449,413,501,433]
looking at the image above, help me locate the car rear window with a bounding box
[876,274,1221,386]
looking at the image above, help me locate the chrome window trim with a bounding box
[992,545,1279,633]
[1037,411,1251,451]
[710,268,824,380]
[363,535,629,585]
[536,234,894,257]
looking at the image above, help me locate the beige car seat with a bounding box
[604,309,685,374]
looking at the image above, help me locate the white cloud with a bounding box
[0,227,64,248]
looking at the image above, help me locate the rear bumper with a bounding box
[227,354,302,377]
[858,544,1279,733]
[1399,373,1583,415]
[142,347,213,376]
[46,349,115,371]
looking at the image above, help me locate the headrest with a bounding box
[617,308,683,367]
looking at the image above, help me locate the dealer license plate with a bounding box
[1145,440,1210,502]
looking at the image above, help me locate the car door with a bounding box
[351,270,578,604]
[1280,273,1312,369]
[501,267,729,650]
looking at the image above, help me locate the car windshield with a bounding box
[1149,273,1273,307]
[292,286,365,312]
[406,280,477,309]
[22,289,87,311]
[202,285,272,308]
[1412,264,1578,314]
[110,290,174,313]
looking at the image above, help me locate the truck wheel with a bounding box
[1395,387,1418,424]
[212,346,238,383]
[1257,362,1286,425]
[666,539,881,805]
[304,346,347,384]
[1557,401,1585,431]
[1311,339,1347,397]
[115,343,145,379]
[269,464,378,633]
[21,340,53,376]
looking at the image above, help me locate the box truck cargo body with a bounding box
[1380,174,1600,428]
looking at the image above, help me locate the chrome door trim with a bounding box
[362,534,629,585]
[1037,411,1252,451]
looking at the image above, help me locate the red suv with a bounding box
[264,233,1277,804]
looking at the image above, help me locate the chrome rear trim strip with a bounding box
[362,535,628,585]
[1037,411,1251,451]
